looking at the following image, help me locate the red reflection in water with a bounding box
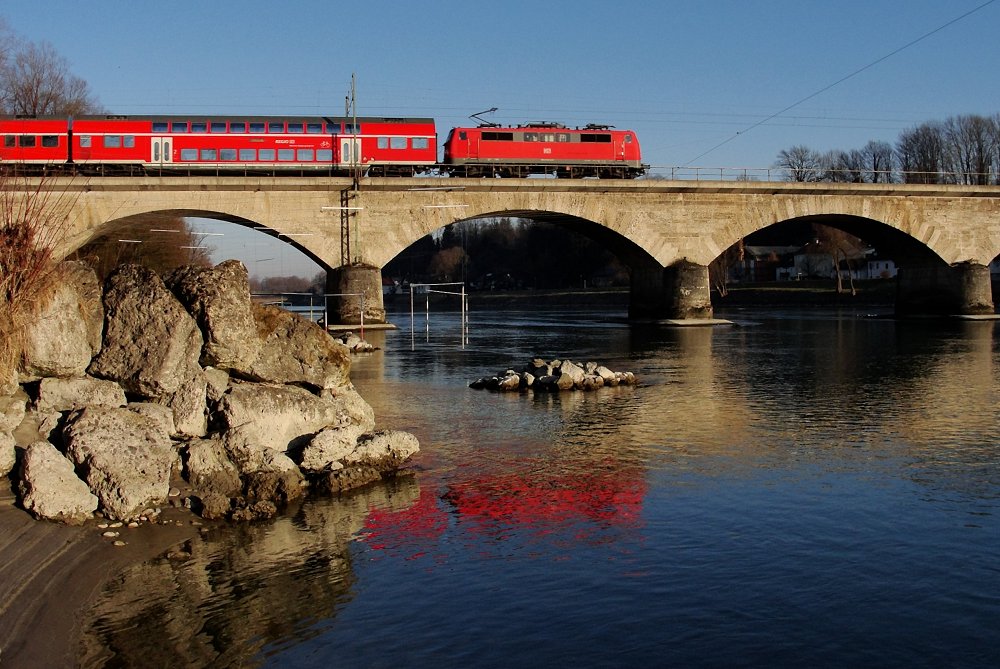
[359,460,646,558]
[442,460,647,539]
[360,486,448,559]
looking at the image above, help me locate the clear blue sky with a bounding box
[4,0,998,168]
[4,0,999,277]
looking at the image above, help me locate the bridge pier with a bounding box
[326,264,386,325]
[629,260,713,321]
[896,261,994,316]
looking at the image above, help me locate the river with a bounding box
[77,304,1000,667]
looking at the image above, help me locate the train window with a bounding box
[191,122,207,133]
[3,136,14,148]
[278,149,294,161]
[344,123,358,134]
[412,137,429,150]
[389,137,407,149]
[231,122,248,134]
[221,149,237,160]
[211,122,227,133]
[625,134,633,143]
[269,122,285,133]
[18,136,35,147]
[200,149,217,160]
[152,122,168,132]
[557,134,569,142]
[307,123,323,134]
[124,136,135,148]
[239,149,256,161]
[42,136,59,147]
[248,122,264,133]
[79,135,91,147]
[287,123,304,133]
[325,122,340,133]
[259,149,276,160]
[297,149,314,161]
[524,133,538,142]
[377,137,389,149]
[482,132,514,141]
[180,149,198,160]
[459,131,467,140]
[581,134,612,143]
[317,149,333,161]
[104,135,121,148]
[171,122,188,133]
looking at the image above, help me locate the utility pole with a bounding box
[341,73,361,266]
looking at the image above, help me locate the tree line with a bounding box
[776,113,1000,185]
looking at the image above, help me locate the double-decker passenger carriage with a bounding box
[0,115,437,175]
[0,117,70,167]
[442,122,645,178]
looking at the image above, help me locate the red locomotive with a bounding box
[1,113,646,178]
[442,122,644,178]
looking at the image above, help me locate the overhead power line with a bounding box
[684,0,999,165]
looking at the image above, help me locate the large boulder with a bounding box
[217,382,362,454]
[88,265,204,400]
[0,431,17,477]
[19,261,103,380]
[249,304,351,391]
[62,406,174,520]
[346,430,420,468]
[165,260,262,374]
[185,438,241,497]
[18,440,98,524]
[33,376,126,413]
[0,394,26,432]
[299,424,366,472]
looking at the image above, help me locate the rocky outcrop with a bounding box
[470,358,638,392]
[34,377,126,413]
[250,304,351,390]
[19,261,103,380]
[63,406,175,521]
[19,440,99,524]
[166,260,262,373]
[2,260,419,526]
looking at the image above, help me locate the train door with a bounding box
[339,137,360,171]
[150,137,172,167]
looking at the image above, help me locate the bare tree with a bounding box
[896,122,944,184]
[859,140,896,183]
[810,224,867,294]
[776,145,824,182]
[0,39,101,115]
[940,114,996,185]
[822,149,864,183]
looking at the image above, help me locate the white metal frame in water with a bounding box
[408,282,468,349]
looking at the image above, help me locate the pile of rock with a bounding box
[1,259,418,525]
[334,331,379,353]
[469,358,638,392]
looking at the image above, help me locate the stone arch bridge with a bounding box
[19,176,1000,322]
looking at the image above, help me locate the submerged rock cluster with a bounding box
[1,259,418,526]
[469,358,638,392]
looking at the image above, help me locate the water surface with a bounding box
[80,305,1000,667]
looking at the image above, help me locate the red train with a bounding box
[0,114,646,178]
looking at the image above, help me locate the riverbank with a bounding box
[0,490,204,667]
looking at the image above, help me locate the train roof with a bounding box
[2,114,435,124]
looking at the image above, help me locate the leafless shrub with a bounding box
[0,173,75,382]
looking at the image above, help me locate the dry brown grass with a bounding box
[0,173,75,384]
